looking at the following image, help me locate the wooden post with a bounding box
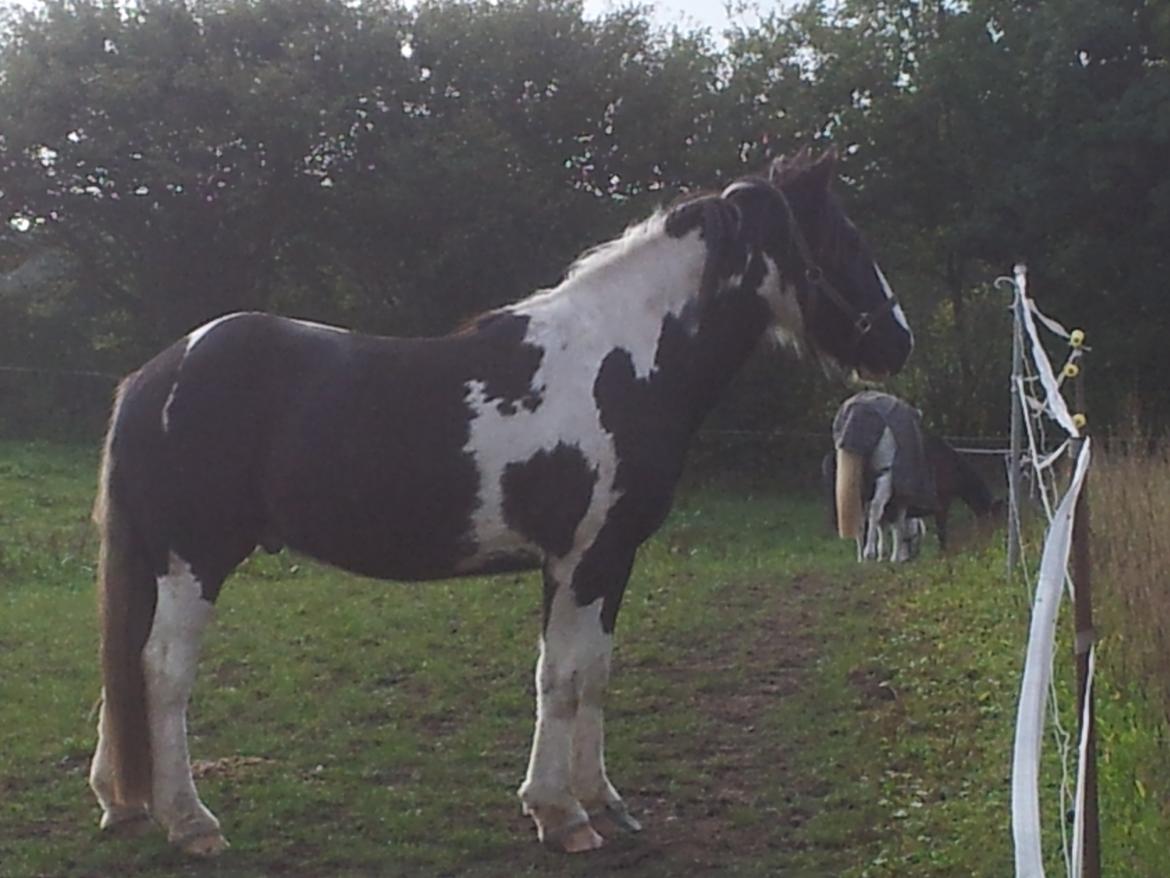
[1071,368,1101,878]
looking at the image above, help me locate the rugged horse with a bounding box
[826,395,997,559]
[89,147,913,857]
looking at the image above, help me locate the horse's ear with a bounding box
[769,144,832,187]
[805,146,839,191]
[768,149,799,183]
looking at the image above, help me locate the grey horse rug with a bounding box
[832,390,937,512]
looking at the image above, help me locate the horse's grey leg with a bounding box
[863,472,893,561]
[519,563,608,853]
[864,428,898,561]
[143,554,226,856]
[890,505,910,561]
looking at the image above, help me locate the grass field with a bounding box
[0,441,1166,877]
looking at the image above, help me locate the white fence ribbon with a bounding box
[1028,299,1072,340]
[1071,644,1096,878]
[1018,294,1081,438]
[1011,437,1092,878]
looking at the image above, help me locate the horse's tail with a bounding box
[821,452,838,534]
[93,380,156,808]
[834,448,864,539]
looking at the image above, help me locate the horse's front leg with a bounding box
[143,556,227,855]
[519,556,637,851]
[568,628,642,836]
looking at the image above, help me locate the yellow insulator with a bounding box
[1063,362,1080,379]
[1069,329,1085,348]
[1072,413,1087,430]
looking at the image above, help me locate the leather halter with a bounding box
[722,178,899,340]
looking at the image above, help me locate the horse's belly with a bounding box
[273,485,540,582]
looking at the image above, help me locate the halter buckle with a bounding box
[854,313,873,336]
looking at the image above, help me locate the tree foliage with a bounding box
[1,0,1167,438]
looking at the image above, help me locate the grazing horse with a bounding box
[916,432,1000,548]
[824,417,998,559]
[89,147,913,857]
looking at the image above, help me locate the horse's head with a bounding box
[721,147,913,381]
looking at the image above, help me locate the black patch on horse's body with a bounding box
[502,443,597,558]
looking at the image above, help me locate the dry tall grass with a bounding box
[1091,440,1170,720]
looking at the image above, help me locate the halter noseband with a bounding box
[722,178,899,340]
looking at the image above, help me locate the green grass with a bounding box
[0,441,1165,876]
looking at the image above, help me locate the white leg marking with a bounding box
[90,694,151,830]
[143,554,224,851]
[519,572,609,849]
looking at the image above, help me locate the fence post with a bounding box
[1071,368,1100,878]
[1006,264,1026,575]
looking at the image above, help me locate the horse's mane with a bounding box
[451,185,756,337]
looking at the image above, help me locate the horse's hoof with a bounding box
[177,831,230,857]
[99,807,152,836]
[557,822,604,853]
[604,801,643,833]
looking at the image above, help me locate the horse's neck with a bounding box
[520,219,708,354]
[954,455,992,513]
[513,220,769,432]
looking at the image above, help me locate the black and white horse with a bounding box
[89,147,913,857]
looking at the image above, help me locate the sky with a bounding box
[582,0,764,36]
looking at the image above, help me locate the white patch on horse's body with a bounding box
[511,215,710,379]
[161,381,180,433]
[459,219,711,569]
[184,312,247,355]
[765,273,805,352]
[142,554,223,848]
[289,317,349,334]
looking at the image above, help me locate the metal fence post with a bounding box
[1006,265,1026,575]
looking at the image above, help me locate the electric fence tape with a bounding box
[1000,265,1095,878]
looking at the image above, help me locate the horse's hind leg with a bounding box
[143,553,226,855]
[889,506,910,561]
[863,471,893,560]
[90,701,151,834]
